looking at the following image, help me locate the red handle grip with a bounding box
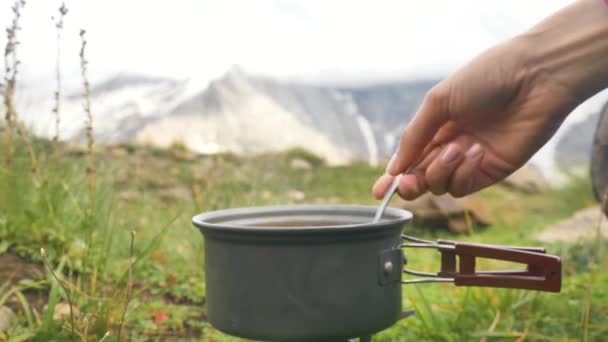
[436,240,562,292]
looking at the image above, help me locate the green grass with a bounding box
[0,138,606,341]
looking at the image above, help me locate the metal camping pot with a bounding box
[192,205,561,341]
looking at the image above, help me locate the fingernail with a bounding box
[386,153,397,173]
[465,144,483,159]
[441,144,461,164]
[409,177,420,197]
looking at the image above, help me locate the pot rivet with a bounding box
[383,261,394,274]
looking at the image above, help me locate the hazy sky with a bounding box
[2,0,573,91]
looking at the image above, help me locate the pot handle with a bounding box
[400,235,562,292]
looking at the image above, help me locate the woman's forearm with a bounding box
[520,0,608,103]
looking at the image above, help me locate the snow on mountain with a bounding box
[15,65,607,177]
[20,74,199,143]
[136,68,355,163]
[18,66,437,165]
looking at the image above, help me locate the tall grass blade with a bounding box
[117,231,135,342]
[13,289,34,329]
[41,250,74,340]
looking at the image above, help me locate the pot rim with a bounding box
[192,204,412,235]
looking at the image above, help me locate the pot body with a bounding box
[193,205,412,341]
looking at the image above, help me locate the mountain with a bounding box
[554,112,599,166]
[550,90,608,170]
[20,74,202,144]
[16,66,608,177]
[342,81,434,154]
[20,66,438,165]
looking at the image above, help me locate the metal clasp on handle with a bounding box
[401,235,455,284]
[400,235,562,292]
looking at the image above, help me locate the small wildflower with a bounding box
[154,310,166,327]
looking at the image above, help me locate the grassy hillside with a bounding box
[0,136,606,341]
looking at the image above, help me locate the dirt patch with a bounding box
[0,253,47,312]
[0,253,44,287]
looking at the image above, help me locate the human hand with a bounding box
[372,0,608,201]
[372,38,578,200]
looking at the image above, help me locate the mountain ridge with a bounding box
[17,66,607,174]
[21,66,439,165]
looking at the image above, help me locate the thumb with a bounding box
[387,86,450,175]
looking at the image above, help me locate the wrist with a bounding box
[519,0,608,104]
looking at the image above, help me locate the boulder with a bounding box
[392,193,492,233]
[537,206,608,242]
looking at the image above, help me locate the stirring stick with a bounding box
[373,148,431,223]
[372,175,401,223]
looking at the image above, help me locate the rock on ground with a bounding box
[53,302,80,321]
[537,206,608,242]
[393,193,492,233]
[0,306,14,332]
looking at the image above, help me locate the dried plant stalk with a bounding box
[52,2,68,143]
[3,0,26,169]
[99,332,111,342]
[16,121,40,178]
[79,29,95,204]
[2,0,40,178]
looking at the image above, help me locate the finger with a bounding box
[413,145,442,170]
[397,169,428,200]
[425,143,465,195]
[387,85,450,175]
[379,144,445,200]
[394,146,444,200]
[448,144,488,197]
[431,121,460,145]
[372,174,396,199]
[393,145,442,198]
[373,172,426,200]
[385,141,439,174]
